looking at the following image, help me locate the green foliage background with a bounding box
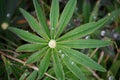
[0,0,120,80]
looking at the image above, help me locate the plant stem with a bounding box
[90,48,99,58]
[0,51,57,80]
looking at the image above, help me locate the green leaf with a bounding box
[55,0,77,38]
[50,0,59,39]
[8,27,45,43]
[57,17,107,41]
[38,49,51,78]
[19,70,30,80]
[58,39,112,49]
[26,47,48,64]
[52,49,65,80]
[33,0,50,37]
[19,8,49,40]
[60,47,106,72]
[62,54,87,80]
[82,0,91,23]
[26,71,37,80]
[16,43,47,52]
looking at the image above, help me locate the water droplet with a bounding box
[85,36,90,39]
[113,33,119,39]
[101,30,106,36]
[108,76,114,80]
[61,54,64,58]
[26,31,29,32]
[6,13,11,18]
[51,27,54,30]
[71,62,74,65]
[24,73,27,76]
[93,16,97,20]
[58,50,62,53]
[108,13,111,16]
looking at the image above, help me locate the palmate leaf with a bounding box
[38,49,51,79]
[26,47,48,64]
[55,0,77,38]
[62,54,87,80]
[19,8,49,40]
[52,49,65,80]
[60,47,106,72]
[26,71,37,80]
[16,44,47,52]
[58,39,112,49]
[50,0,59,39]
[8,27,45,43]
[33,0,50,37]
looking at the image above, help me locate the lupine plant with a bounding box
[8,0,120,80]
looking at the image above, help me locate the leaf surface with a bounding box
[16,44,47,52]
[33,0,50,37]
[58,39,112,49]
[8,27,45,43]
[52,49,65,80]
[19,8,49,40]
[60,47,106,72]
[56,0,77,38]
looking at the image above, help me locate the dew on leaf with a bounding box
[71,61,74,65]
[61,54,65,58]
[6,13,11,18]
[85,36,90,39]
[58,50,62,53]
[101,30,106,36]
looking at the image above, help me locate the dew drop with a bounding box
[61,54,65,58]
[93,16,97,20]
[71,62,74,65]
[24,73,27,76]
[108,13,111,16]
[6,13,11,18]
[58,50,62,53]
[85,36,90,39]
[101,30,106,36]
[108,76,114,80]
[51,27,54,30]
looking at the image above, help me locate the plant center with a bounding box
[48,39,56,48]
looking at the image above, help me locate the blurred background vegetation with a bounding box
[0,0,120,80]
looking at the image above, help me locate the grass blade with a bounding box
[89,0,101,22]
[26,47,48,64]
[58,39,112,49]
[8,27,45,43]
[16,44,47,52]
[82,0,91,23]
[62,54,87,80]
[55,0,77,38]
[33,0,50,37]
[52,49,65,80]
[26,71,37,80]
[38,49,51,78]
[19,8,49,40]
[19,70,30,80]
[61,47,106,72]
[50,0,59,39]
